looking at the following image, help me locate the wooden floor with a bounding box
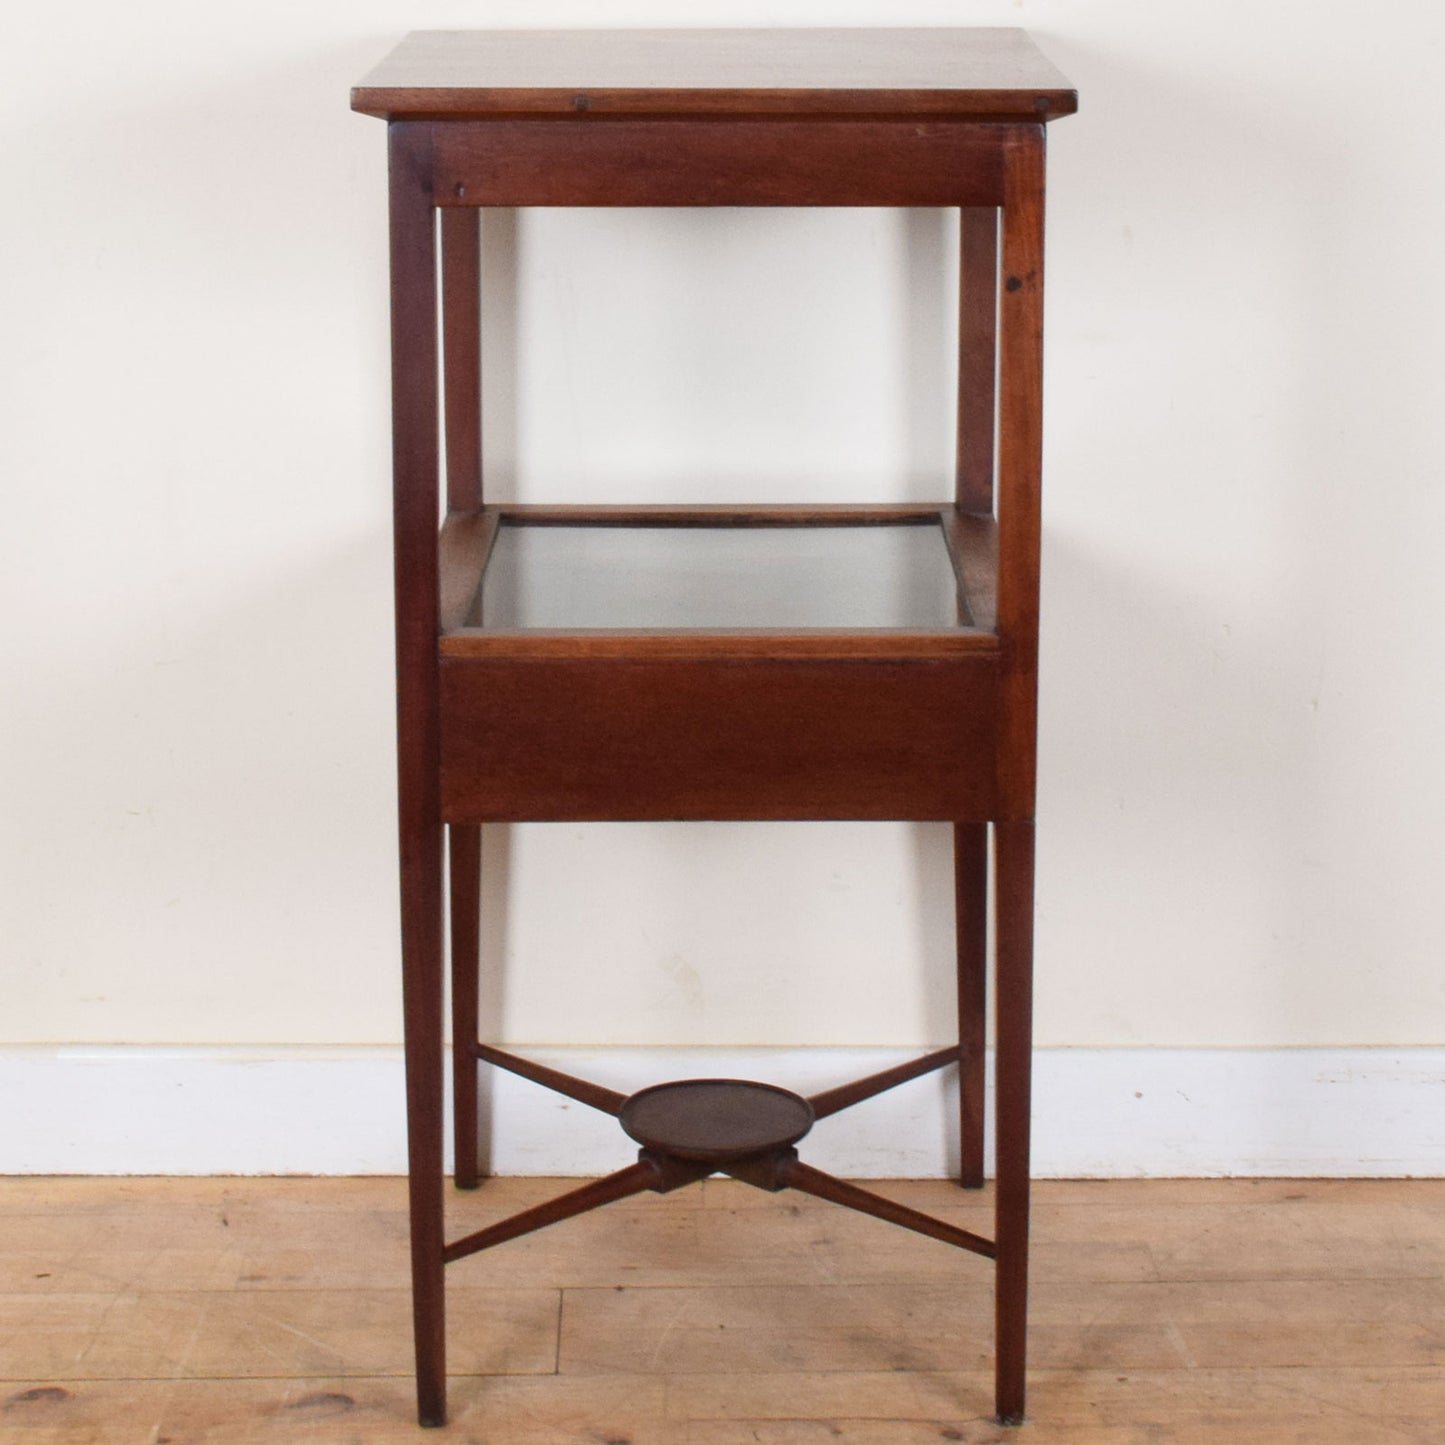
[1,1177,1442,1443]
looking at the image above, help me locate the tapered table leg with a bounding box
[993,818,1035,1425]
[389,120,447,1429]
[992,121,1045,1426]
[956,198,1000,1195]
[954,821,988,1188]
[441,206,484,1195]
[449,824,481,1189]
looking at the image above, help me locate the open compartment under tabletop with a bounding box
[438,504,999,658]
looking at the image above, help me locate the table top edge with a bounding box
[351,28,1078,122]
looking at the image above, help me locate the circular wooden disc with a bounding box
[619,1078,815,1162]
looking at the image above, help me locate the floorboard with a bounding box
[0,1177,1441,1442]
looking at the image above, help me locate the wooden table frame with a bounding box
[357,29,1072,1429]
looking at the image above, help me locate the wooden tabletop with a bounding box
[351,29,1077,122]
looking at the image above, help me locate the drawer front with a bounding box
[440,654,999,822]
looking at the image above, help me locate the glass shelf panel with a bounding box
[477,521,959,630]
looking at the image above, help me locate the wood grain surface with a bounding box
[360,30,1077,1429]
[2,1176,1441,1443]
[352,29,1078,122]
[439,653,999,822]
[430,119,1005,209]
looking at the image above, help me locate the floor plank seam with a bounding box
[4,1364,1441,1384]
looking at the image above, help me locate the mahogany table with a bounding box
[352,28,1076,1428]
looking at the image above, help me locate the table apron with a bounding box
[426,118,1009,208]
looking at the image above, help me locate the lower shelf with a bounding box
[619,1077,815,1161]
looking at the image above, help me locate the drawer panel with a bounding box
[440,653,999,822]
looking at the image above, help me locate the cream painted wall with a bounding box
[4,1,1444,1058]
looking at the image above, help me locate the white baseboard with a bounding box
[2,1045,1441,1177]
